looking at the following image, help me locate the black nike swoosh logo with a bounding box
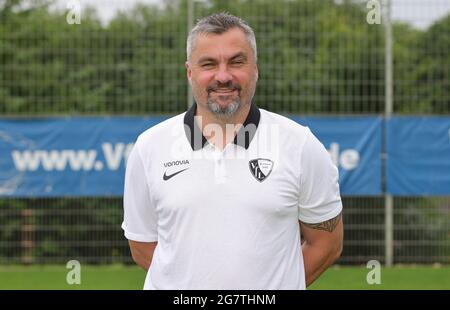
[163,168,189,181]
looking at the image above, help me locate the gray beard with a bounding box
[207,97,241,118]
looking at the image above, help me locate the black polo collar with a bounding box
[183,103,261,151]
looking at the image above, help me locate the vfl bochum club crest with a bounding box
[249,158,274,182]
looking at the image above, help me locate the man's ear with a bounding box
[185,61,192,85]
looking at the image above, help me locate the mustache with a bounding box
[207,81,242,93]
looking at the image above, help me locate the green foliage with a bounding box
[404,15,450,114]
[1,197,448,265]
[0,0,448,115]
[393,197,450,263]
[0,198,130,264]
[340,197,450,265]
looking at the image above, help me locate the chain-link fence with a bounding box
[1,197,448,265]
[0,0,449,265]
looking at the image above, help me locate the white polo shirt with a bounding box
[122,103,342,290]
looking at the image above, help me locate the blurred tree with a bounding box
[409,15,449,114]
[392,22,421,113]
[0,0,447,114]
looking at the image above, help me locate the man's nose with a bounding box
[214,64,233,84]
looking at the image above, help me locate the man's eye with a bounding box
[230,60,245,66]
[201,63,214,68]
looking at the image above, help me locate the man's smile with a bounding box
[211,89,237,93]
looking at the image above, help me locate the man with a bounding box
[122,12,343,290]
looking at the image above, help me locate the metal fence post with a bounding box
[383,0,394,267]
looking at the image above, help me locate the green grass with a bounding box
[0,264,145,290]
[0,265,449,290]
[309,265,450,290]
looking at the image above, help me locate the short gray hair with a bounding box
[186,12,257,62]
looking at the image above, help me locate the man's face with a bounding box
[186,28,258,118]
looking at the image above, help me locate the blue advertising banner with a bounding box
[290,116,383,195]
[0,116,383,197]
[0,117,167,197]
[387,117,450,195]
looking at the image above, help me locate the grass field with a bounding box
[0,265,449,290]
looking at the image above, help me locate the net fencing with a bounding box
[0,0,449,265]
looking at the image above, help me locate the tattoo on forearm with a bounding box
[302,212,342,232]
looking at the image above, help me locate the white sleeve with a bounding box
[121,141,158,242]
[298,128,342,224]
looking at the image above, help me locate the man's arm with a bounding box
[300,212,343,287]
[129,240,158,271]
